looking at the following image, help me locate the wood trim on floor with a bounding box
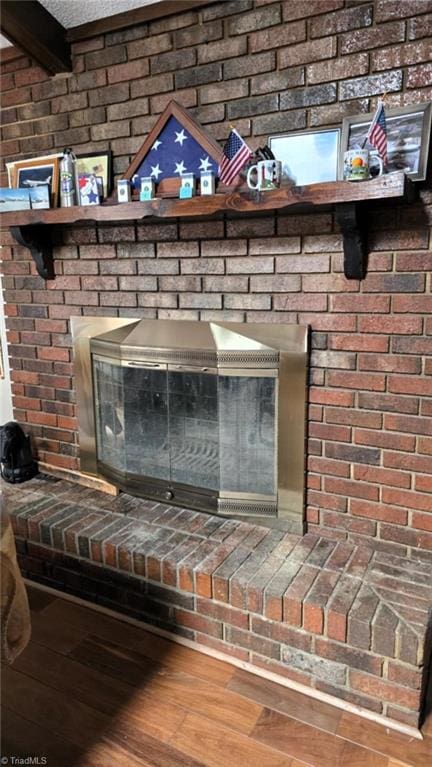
[66,0,218,42]
[24,578,423,742]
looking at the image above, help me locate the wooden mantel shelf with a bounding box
[1,172,414,280]
[0,172,410,226]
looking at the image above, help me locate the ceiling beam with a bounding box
[1,0,71,74]
[67,0,218,42]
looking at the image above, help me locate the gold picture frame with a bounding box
[12,156,60,207]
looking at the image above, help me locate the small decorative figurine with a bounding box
[117,179,131,203]
[140,177,155,201]
[179,173,195,198]
[200,170,215,195]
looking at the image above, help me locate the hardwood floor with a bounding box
[1,585,431,767]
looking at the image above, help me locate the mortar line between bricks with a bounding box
[369,583,427,639]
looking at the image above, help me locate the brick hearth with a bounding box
[4,474,431,730]
[1,0,431,735]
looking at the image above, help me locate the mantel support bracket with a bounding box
[10,224,54,280]
[335,202,368,280]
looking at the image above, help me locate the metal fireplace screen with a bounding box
[72,318,308,533]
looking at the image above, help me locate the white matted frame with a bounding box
[269,128,341,186]
[340,101,432,182]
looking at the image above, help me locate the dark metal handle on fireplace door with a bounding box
[126,361,163,368]
[173,365,210,372]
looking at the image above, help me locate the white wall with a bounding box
[0,272,13,424]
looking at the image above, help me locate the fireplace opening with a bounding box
[72,318,308,533]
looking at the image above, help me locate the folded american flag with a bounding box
[367,99,387,166]
[219,128,252,186]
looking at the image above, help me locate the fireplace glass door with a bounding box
[168,369,219,491]
[92,355,277,509]
[219,374,276,496]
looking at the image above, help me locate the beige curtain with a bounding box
[1,495,31,663]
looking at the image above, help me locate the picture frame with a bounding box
[0,188,30,212]
[29,184,50,210]
[12,157,60,207]
[78,173,102,206]
[75,151,112,199]
[268,128,340,186]
[6,152,63,188]
[340,101,432,182]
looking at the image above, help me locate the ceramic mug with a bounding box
[247,159,282,191]
[343,149,383,181]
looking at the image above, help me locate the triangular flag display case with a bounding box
[121,100,223,197]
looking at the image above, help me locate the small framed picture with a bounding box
[75,151,112,199]
[0,187,30,212]
[6,152,62,189]
[29,184,50,209]
[78,174,101,205]
[269,128,340,186]
[13,157,60,207]
[340,101,432,181]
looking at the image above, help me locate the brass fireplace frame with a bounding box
[71,317,309,533]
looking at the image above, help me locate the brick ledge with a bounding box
[3,474,432,729]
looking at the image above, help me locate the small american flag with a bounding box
[219,128,252,185]
[367,100,387,165]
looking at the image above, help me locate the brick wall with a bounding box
[1,0,432,553]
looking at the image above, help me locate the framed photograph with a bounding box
[340,101,432,181]
[75,151,112,199]
[6,152,62,188]
[0,187,30,212]
[13,157,60,207]
[29,184,50,209]
[268,128,340,186]
[78,173,102,206]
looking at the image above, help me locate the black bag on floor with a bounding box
[0,421,38,484]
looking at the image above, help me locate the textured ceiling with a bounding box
[0,0,162,47]
[39,0,162,27]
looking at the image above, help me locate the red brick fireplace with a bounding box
[1,0,431,735]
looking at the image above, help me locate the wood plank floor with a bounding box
[1,585,431,767]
